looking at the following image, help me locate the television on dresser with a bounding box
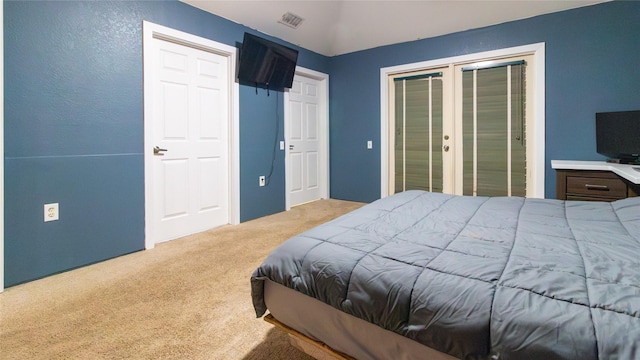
[237,32,298,91]
[596,110,640,164]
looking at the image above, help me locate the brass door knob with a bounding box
[153,146,168,155]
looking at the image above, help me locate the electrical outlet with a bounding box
[44,203,59,222]
[259,176,266,187]
[367,140,373,149]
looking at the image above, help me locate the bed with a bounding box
[251,190,640,359]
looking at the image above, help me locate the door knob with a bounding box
[153,146,168,155]
[443,145,450,152]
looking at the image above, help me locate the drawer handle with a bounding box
[585,184,609,191]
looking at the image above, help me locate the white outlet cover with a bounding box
[44,203,59,222]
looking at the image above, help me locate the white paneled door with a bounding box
[150,38,229,243]
[287,75,322,207]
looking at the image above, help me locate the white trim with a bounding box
[142,21,240,250]
[380,42,546,199]
[284,66,330,210]
[428,78,433,192]
[472,70,478,196]
[1,0,5,292]
[507,65,513,197]
[402,81,406,190]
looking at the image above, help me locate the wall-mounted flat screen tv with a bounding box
[237,32,299,91]
[596,110,640,164]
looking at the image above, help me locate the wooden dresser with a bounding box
[552,161,640,201]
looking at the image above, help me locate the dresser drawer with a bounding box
[566,176,627,199]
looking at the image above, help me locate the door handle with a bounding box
[443,145,450,152]
[153,146,168,156]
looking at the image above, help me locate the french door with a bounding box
[389,54,533,197]
[455,58,530,197]
[391,69,452,194]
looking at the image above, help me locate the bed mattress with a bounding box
[251,190,640,359]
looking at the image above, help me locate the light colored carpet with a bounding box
[0,199,364,359]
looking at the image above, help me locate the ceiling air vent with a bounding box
[278,12,304,29]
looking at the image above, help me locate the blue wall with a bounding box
[4,0,328,286]
[329,0,640,202]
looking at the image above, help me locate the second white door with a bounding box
[287,75,322,207]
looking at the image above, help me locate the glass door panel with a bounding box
[393,75,444,193]
[461,63,526,197]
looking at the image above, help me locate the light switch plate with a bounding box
[367,140,373,149]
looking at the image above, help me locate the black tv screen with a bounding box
[237,33,298,90]
[596,110,640,163]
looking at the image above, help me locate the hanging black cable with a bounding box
[264,91,279,186]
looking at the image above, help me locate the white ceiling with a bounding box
[181,0,608,56]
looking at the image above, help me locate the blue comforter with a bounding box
[251,191,640,359]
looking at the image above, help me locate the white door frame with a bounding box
[380,43,546,199]
[143,21,240,250]
[1,0,5,293]
[284,67,330,210]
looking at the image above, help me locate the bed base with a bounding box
[263,280,458,360]
[264,313,356,360]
